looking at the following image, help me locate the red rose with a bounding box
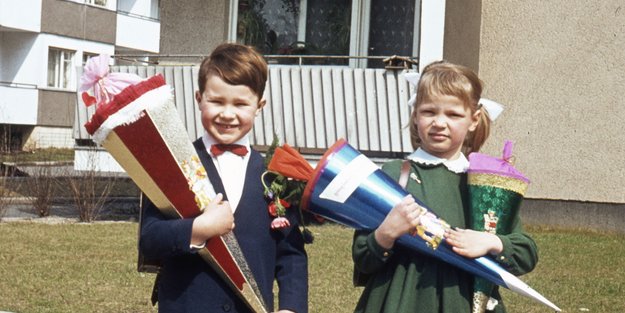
[268,201,278,217]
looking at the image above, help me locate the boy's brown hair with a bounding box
[198,43,268,98]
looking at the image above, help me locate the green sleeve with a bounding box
[494,217,539,276]
[352,230,394,275]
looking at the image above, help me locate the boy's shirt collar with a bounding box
[202,132,251,157]
[407,148,469,174]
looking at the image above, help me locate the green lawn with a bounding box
[0,148,74,163]
[0,222,623,313]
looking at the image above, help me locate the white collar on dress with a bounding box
[406,148,469,174]
[201,132,250,157]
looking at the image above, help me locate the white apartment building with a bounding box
[0,0,160,151]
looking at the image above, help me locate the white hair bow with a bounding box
[403,72,504,121]
[404,72,421,108]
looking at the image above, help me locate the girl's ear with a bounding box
[469,109,481,132]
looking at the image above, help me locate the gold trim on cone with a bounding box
[468,173,528,195]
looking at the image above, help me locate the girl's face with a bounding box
[415,95,479,160]
[196,74,265,144]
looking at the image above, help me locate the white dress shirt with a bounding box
[202,132,251,212]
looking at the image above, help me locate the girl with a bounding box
[352,61,538,313]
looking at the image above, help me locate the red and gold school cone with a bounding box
[83,73,267,313]
[467,140,530,313]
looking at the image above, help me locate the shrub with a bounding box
[65,148,117,222]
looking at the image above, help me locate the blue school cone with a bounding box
[300,139,561,312]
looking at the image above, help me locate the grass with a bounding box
[0,148,74,163]
[0,222,623,313]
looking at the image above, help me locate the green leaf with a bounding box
[264,132,280,167]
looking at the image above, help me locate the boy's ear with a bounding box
[195,90,202,107]
[256,98,266,115]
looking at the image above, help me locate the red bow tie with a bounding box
[210,144,248,157]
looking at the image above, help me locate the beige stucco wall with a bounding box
[38,90,74,127]
[41,0,116,44]
[159,0,230,62]
[478,1,625,203]
[443,0,482,72]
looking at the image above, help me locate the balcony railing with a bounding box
[0,84,39,125]
[75,58,417,158]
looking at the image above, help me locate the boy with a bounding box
[140,43,308,313]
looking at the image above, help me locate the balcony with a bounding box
[0,0,42,32]
[0,83,39,125]
[115,11,160,53]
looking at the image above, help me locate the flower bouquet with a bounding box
[261,136,315,243]
[80,55,267,312]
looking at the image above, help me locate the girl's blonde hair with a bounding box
[409,60,491,154]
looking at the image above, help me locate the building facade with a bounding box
[157,0,625,231]
[0,0,160,150]
[26,0,620,231]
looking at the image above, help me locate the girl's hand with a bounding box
[191,193,235,245]
[444,228,503,258]
[375,195,424,249]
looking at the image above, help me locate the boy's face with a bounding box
[196,74,265,145]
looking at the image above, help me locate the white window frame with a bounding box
[227,0,426,68]
[47,47,76,90]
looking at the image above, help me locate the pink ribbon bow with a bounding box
[79,54,143,107]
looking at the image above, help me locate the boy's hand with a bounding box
[191,193,235,245]
[375,195,424,249]
[444,228,503,258]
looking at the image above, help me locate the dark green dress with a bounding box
[352,159,538,313]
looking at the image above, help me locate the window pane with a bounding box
[47,49,59,88]
[237,0,295,54]
[368,0,415,68]
[62,51,74,89]
[304,0,351,65]
[236,0,352,65]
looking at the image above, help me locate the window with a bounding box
[82,52,98,66]
[47,47,75,89]
[118,0,159,20]
[366,0,417,68]
[85,0,107,7]
[232,0,419,68]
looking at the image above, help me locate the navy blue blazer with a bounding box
[140,138,308,313]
